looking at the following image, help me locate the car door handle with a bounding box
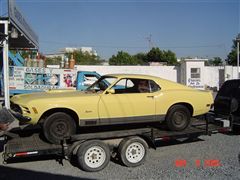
[147,95,155,98]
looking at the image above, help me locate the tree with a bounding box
[109,51,139,65]
[146,47,163,62]
[146,47,178,65]
[45,56,62,65]
[66,50,101,65]
[163,50,178,65]
[205,57,223,66]
[226,36,239,65]
[133,53,148,65]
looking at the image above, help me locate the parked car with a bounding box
[10,74,213,144]
[214,79,240,126]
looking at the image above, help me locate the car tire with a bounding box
[166,105,191,131]
[118,136,148,167]
[43,112,76,144]
[77,140,110,172]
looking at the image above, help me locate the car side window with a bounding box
[112,79,134,93]
[218,81,240,97]
[113,78,159,94]
[83,74,99,87]
[149,80,161,92]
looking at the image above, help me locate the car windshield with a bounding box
[86,76,117,93]
[218,80,240,97]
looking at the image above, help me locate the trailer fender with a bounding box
[139,135,156,150]
[65,140,86,159]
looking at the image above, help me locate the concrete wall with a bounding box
[224,66,239,81]
[47,64,239,90]
[75,65,178,82]
[204,66,224,89]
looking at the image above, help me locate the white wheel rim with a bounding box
[125,142,145,163]
[84,146,106,168]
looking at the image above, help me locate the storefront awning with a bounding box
[0,0,39,50]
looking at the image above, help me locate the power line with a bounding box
[40,40,225,49]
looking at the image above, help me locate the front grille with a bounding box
[10,102,22,114]
[22,106,30,114]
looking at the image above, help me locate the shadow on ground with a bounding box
[0,165,93,180]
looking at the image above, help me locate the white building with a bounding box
[180,58,208,89]
[60,47,97,56]
[45,47,98,59]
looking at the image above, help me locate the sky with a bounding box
[0,0,239,60]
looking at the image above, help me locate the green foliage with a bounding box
[109,47,178,66]
[45,56,62,65]
[226,37,239,65]
[133,53,148,65]
[147,47,163,62]
[109,51,139,65]
[163,50,178,65]
[146,47,178,65]
[65,50,101,65]
[205,57,223,66]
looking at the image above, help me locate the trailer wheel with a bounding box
[43,112,76,144]
[166,105,191,131]
[77,140,110,172]
[118,136,148,167]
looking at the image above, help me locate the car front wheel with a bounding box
[43,112,76,144]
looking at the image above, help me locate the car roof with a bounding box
[224,79,240,83]
[102,74,191,90]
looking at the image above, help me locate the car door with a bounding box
[98,78,157,125]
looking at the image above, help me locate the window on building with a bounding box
[191,68,200,79]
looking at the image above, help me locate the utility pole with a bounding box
[237,33,240,79]
[146,34,153,50]
[0,20,10,109]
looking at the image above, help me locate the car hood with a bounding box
[11,90,94,104]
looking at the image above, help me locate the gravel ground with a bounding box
[0,122,239,180]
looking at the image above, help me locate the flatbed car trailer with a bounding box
[1,115,232,172]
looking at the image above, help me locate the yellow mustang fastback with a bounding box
[10,74,213,144]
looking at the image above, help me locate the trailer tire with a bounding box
[43,112,76,144]
[77,140,110,172]
[166,105,191,131]
[118,136,148,167]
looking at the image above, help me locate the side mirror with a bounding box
[106,89,115,94]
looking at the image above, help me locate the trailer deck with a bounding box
[3,116,230,162]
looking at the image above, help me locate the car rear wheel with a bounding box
[43,112,76,144]
[166,105,191,131]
